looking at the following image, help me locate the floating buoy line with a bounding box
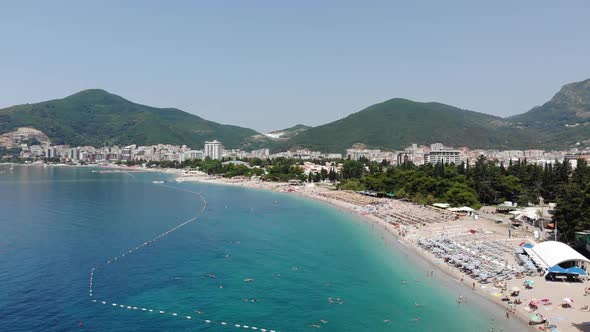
[89,182,279,332]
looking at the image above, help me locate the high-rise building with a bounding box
[204,140,223,160]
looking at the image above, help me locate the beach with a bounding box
[176,173,590,332]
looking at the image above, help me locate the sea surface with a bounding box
[0,166,527,331]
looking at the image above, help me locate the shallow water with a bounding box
[0,166,526,331]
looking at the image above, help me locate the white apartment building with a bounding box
[425,149,462,165]
[204,140,223,160]
[184,150,204,160]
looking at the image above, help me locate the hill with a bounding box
[284,98,535,152]
[509,78,590,147]
[0,89,268,149]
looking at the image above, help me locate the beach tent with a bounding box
[433,203,450,209]
[530,241,590,272]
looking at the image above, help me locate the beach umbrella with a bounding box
[562,297,574,303]
[530,314,541,322]
[524,280,535,285]
[511,286,520,292]
[529,299,539,306]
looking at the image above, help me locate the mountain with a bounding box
[0,89,268,149]
[283,98,535,152]
[263,124,311,140]
[509,78,590,147]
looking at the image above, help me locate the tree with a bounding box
[338,179,365,191]
[552,183,585,242]
[328,168,337,182]
[342,160,365,179]
[444,183,480,209]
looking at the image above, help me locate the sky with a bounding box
[0,1,589,133]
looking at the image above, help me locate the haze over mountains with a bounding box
[1,78,589,153]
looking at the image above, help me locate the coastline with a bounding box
[174,175,538,331]
[10,165,585,331]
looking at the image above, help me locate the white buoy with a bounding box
[159,311,165,314]
[172,313,178,316]
[186,316,191,319]
[149,309,153,312]
[101,301,106,304]
[236,324,241,328]
[205,319,211,323]
[92,300,97,303]
[141,308,147,311]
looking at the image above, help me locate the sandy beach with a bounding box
[176,173,590,332]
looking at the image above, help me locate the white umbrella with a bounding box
[563,297,574,303]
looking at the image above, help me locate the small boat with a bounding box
[152,180,165,184]
[243,278,254,282]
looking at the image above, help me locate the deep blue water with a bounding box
[0,166,526,331]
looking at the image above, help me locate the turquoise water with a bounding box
[0,166,526,331]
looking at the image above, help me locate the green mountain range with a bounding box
[283,98,534,152]
[0,89,269,149]
[1,79,589,152]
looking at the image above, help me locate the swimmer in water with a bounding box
[401,280,408,285]
[415,302,423,307]
[383,319,391,323]
[320,319,328,324]
[457,295,463,304]
[308,324,321,328]
[328,297,334,304]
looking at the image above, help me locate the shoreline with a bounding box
[174,175,538,331]
[10,165,584,331]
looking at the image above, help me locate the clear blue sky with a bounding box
[0,1,588,132]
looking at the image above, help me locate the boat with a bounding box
[152,180,165,184]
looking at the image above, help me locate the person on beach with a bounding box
[505,309,509,319]
[472,282,476,290]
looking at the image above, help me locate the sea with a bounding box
[0,165,528,331]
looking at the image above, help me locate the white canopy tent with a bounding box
[530,241,590,269]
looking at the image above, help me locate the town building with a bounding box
[204,140,223,160]
[424,149,462,165]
